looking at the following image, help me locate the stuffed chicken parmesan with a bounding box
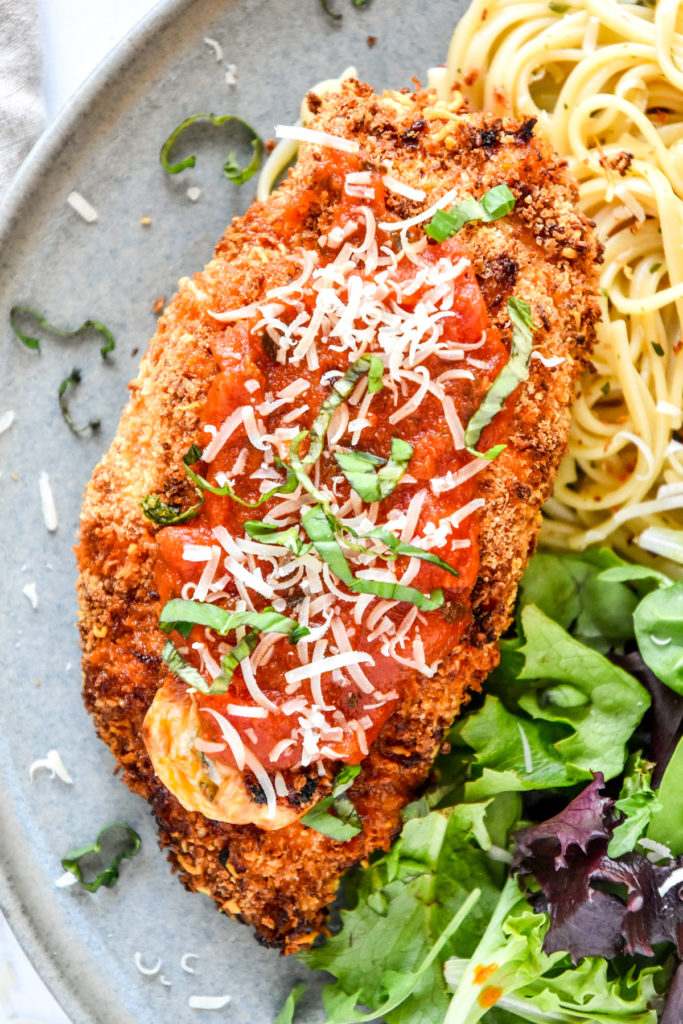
[77,80,601,951]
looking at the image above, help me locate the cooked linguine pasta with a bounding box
[442,0,683,570]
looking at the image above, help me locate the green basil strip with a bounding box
[301,764,363,841]
[464,296,534,456]
[287,355,385,508]
[480,183,516,221]
[10,305,115,357]
[243,520,312,556]
[61,823,141,893]
[367,354,385,394]
[319,0,342,19]
[163,626,284,700]
[210,630,260,695]
[140,492,204,526]
[364,526,460,578]
[160,113,264,185]
[424,184,515,242]
[289,431,332,508]
[469,442,507,462]
[160,598,309,642]
[301,506,355,583]
[301,505,444,611]
[334,450,385,502]
[162,638,212,693]
[334,436,413,502]
[183,444,297,508]
[304,355,384,468]
[58,368,101,435]
[351,577,444,610]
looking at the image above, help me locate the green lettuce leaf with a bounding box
[608,755,661,859]
[647,735,683,855]
[299,805,507,1024]
[455,605,650,800]
[444,880,660,1024]
[519,549,637,653]
[275,983,307,1024]
[634,581,683,695]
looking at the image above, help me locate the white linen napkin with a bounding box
[0,0,44,194]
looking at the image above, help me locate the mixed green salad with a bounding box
[278,548,683,1024]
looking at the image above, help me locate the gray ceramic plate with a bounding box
[0,1,465,1021]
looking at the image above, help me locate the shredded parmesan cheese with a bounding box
[0,409,15,435]
[181,953,199,974]
[188,994,232,1010]
[203,36,223,61]
[29,749,73,784]
[67,190,98,222]
[201,709,246,770]
[39,471,58,532]
[134,953,162,977]
[382,174,426,201]
[275,124,360,154]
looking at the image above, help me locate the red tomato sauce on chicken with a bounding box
[154,160,511,773]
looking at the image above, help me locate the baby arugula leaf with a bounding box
[275,983,307,1024]
[320,889,482,1024]
[516,607,649,777]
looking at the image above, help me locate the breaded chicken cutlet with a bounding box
[77,80,601,952]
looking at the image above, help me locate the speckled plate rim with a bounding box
[0,6,200,1020]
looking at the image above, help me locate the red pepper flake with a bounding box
[478,986,503,1009]
[153,296,166,315]
[366,35,377,47]
[473,963,498,986]
[265,138,277,154]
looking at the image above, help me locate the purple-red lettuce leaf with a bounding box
[513,775,683,962]
[661,961,683,1024]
